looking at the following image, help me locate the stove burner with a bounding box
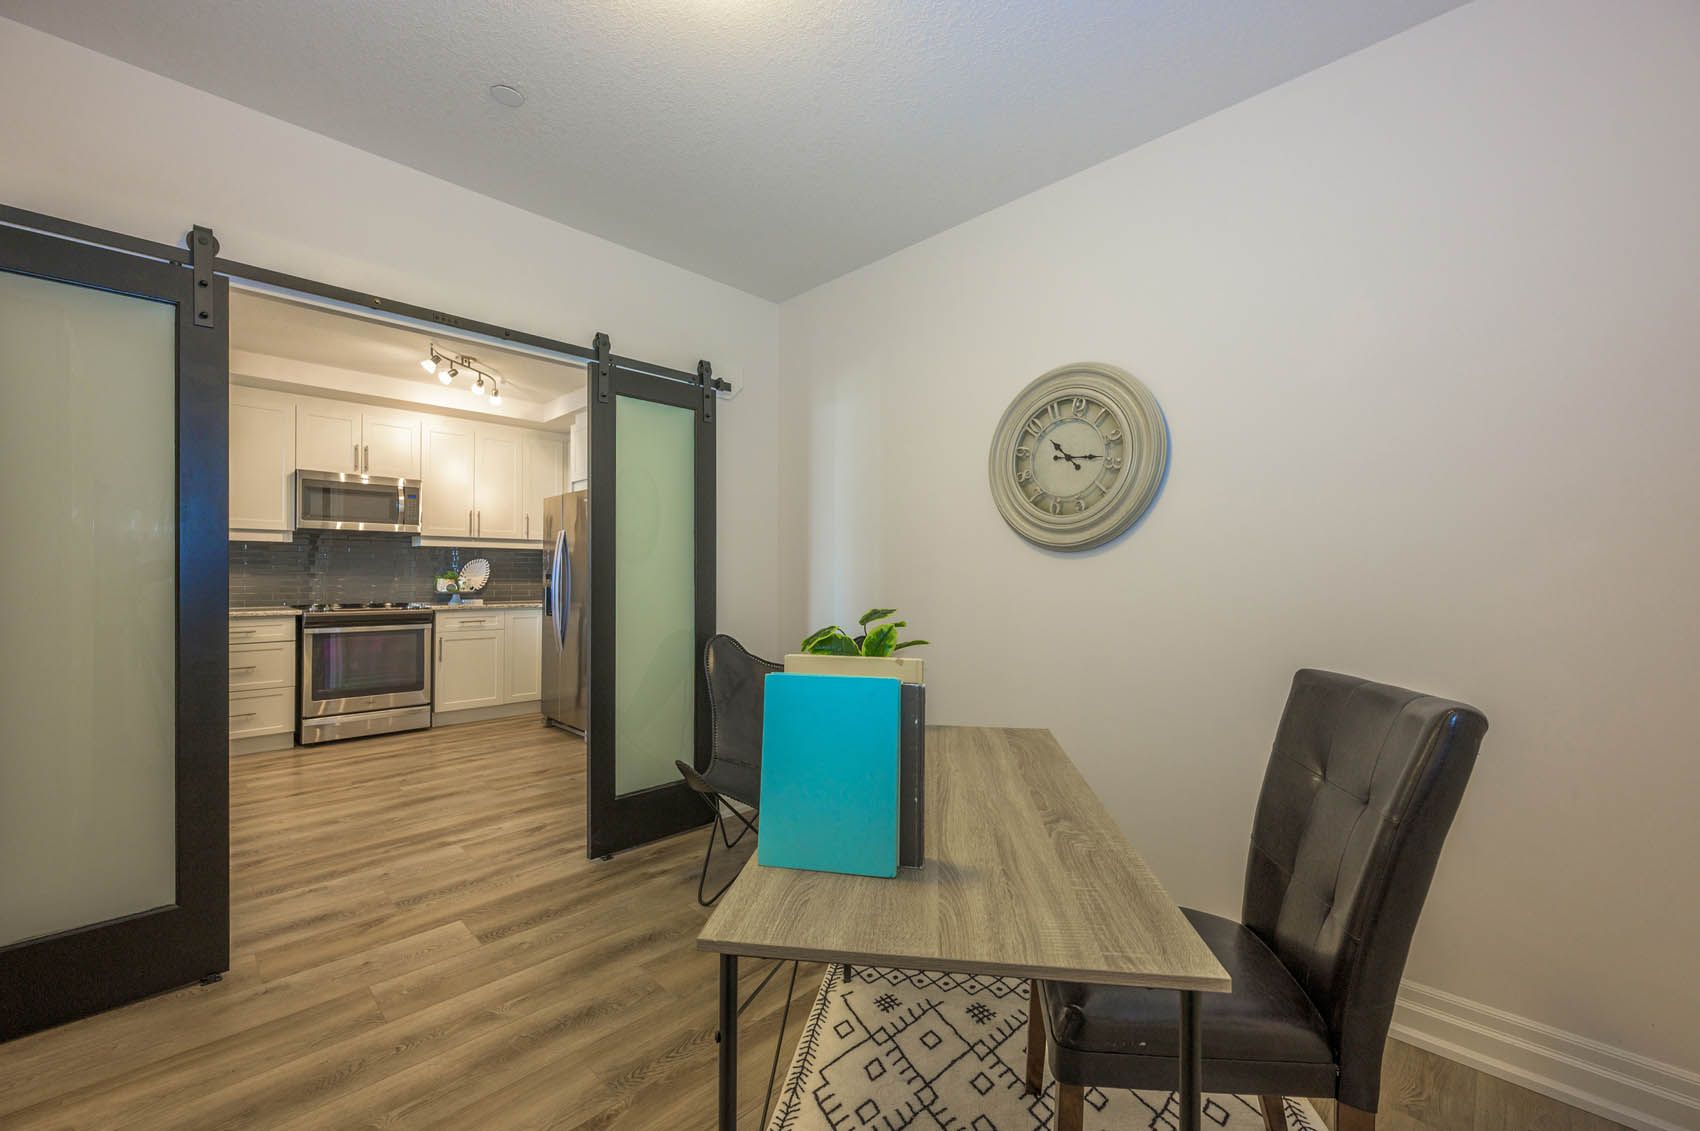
[294,601,433,612]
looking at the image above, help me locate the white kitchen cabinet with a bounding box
[421,416,477,536]
[503,609,542,703]
[474,424,524,539]
[568,412,588,489]
[230,688,295,740]
[360,407,422,478]
[434,612,505,712]
[298,397,421,478]
[520,431,566,542]
[229,385,295,536]
[424,420,524,540]
[296,397,362,474]
[230,615,298,750]
[228,639,294,691]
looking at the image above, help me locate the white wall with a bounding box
[780,0,1700,1082]
[0,17,782,657]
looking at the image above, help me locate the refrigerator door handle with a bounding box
[552,528,568,646]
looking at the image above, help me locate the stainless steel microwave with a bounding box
[294,470,422,533]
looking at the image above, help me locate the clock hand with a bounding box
[1048,439,1086,469]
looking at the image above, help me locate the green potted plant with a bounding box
[789,608,929,682]
[435,569,459,595]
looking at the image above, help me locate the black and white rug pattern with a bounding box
[768,965,1323,1131]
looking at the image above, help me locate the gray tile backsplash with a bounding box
[230,532,542,607]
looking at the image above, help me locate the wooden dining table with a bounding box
[697,725,1231,1130]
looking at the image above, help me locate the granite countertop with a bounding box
[229,601,542,617]
[435,600,542,610]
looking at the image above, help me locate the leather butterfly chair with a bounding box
[1025,669,1488,1131]
[675,634,781,906]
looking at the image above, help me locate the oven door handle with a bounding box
[304,623,432,635]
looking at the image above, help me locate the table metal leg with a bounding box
[1178,989,1201,1131]
[719,954,738,1130]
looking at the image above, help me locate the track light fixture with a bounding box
[423,345,504,405]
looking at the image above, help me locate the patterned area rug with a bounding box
[768,965,1323,1131]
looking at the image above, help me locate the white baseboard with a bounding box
[1392,981,1700,1131]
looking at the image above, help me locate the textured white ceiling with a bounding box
[2,1,1463,300]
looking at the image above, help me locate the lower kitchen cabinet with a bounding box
[435,621,504,712]
[503,608,542,703]
[229,687,295,740]
[434,607,542,720]
[229,615,298,753]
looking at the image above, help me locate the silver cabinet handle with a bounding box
[354,443,360,471]
[363,444,370,473]
[231,711,258,719]
[230,665,258,672]
[468,508,474,535]
[477,510,482,536]
[438,637,444,661]
[525,514,529,538]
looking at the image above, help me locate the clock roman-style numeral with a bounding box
[1094,406,1109,426]
[1072,396,1088,417]
[1105,428,1123,442]
[1025,417,1044,437]
[1049,498,1062,515]
[1105,454,1124,471]
[1015,445,1032,457]
[1016,468,1034,484]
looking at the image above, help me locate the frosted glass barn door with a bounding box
[0,220,229,1040]
[586,358,716,858]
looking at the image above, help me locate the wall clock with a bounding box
[987,362,1168,551]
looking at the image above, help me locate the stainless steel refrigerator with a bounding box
[541,491,589,734]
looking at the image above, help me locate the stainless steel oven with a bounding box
[295,469,422,533]
[299,607,433,743]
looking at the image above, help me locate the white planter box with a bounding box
[782,653,925,684]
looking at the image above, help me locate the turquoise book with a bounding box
[758,673,901,878]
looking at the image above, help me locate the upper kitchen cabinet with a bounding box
[474,424,524,540]
[298,397,421,478]
[296,397,361,474]
[421,416,477,537]
[521,431,566,542]
[421,420,550,542]
[568,413,588,489]
[360,407,423,479]
[229,385,296,537]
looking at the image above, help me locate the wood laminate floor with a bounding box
[0,717,1628,1131]
[0,717,818,1130]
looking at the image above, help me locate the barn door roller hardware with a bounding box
[594,331,612,403]
[189,225,219,329]
[698,360,715,422]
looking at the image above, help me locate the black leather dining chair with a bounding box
[675,634,781,906]
[1025,669,1488,1131]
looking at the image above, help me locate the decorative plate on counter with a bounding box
[457,558,491,592]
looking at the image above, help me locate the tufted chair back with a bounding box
[703,634,782,807]
[1242,669,1488,1112]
